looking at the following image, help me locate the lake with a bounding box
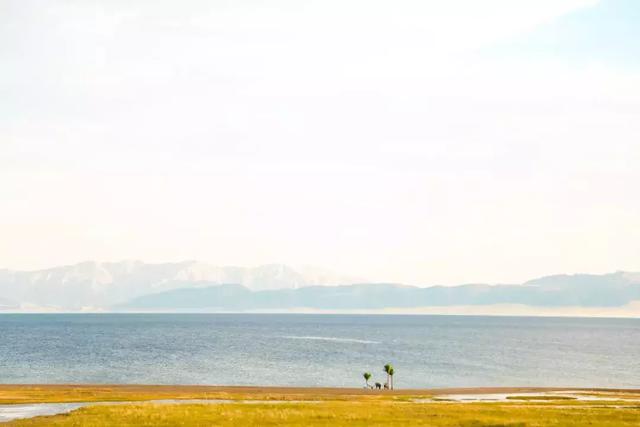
[0,314,638,388]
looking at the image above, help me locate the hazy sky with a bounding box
[2,0,639,285]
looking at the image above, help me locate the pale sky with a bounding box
[2,0,639,285]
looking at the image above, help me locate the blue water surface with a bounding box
[0,314,638,388]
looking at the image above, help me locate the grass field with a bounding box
[2,386,639,426]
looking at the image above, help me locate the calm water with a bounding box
[0,314,638,388]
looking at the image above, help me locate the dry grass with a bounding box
[6,400,640,427]
[4,385,638,405]
[0,385,414,404]
[2,386,640,426]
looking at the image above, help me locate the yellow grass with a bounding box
[6,400,640,427]
[0,385,414,404]
[2,386,639,426]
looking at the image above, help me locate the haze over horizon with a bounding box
[2,0,639,285]
[1,260,639,315]
[1,259,639,289]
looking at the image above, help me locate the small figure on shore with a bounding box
[375,382,382,390]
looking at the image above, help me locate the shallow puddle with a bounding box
[0,403,85,422]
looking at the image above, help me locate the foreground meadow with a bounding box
[2,386,639,426]
[6,400,640,427]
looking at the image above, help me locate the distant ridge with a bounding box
[0,261,362,310]
[1,262,639,313]
[118,273,640,312]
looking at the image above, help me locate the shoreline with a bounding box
[2,384,639,398]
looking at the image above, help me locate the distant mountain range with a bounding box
[0,261,362,310]
[0,261,639,314]
[120,272,640,312]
